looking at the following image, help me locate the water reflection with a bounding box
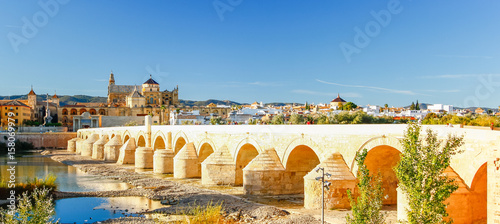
[0,153,132,192]
[55,197,166,224]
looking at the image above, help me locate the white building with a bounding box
[428,104,454,113]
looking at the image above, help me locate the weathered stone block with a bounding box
[202,145,235,186]
[92,136,109,160]
[81,134,99,157]
[104,135,122,162]
[67,138,77,152]
[135,147,154,169]
[116,138,136,165]
[173,142,199,178]
[153,149,174,174]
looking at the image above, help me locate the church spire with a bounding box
[109,71,115,85]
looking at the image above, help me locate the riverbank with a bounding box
[44,150,321,223]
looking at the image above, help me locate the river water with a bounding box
[0,152,165,223]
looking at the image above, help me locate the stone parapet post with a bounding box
[104,135,122,162]
[304,152,356,210]
[202,145,235,186]
[173,142,199,178]
[243,148,285,195]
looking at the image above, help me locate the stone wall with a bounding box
[0,132,76,149]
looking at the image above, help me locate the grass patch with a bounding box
[156,201,238,224]
[0,173,58,199]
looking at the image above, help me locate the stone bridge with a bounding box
[67,122,500,224]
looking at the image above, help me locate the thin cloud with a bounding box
[316,79,427,96]
[422,89,460,93]
[420,74,500,79]
[248,81,281,87]
[293,89,361,98]
[435,54,493,59]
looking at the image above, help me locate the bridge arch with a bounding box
[197,139,216,162]
[136,133,146,147]
[122,130,131,144]
[284,144,320,194]
[173,131,189,155]
[470,162,487,223]
[234,138,261,186]
[153,135,166,150]
[152,131,167,150]
[282,137,321,168]
[353,136,402,205]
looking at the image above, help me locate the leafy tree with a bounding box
[384,104,388,109]
[395,123,464,224]
[343,102,358,111]
[415,100,420,110]
[410,102,415,110]
[271,114,285,124]
[346,148,386,224]
[289,113,304,124]
[210,116,222,125]
[305,102,310,110]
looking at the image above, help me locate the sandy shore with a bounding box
[43,150,397,224]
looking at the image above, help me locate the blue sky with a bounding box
[1,0,499,107]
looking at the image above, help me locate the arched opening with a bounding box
[123,135,130,144]
[154,136,166,150]
[470,163,487,223]
[89,109,97,115]
[98,109,106,115]
[285,145,320,194]
[70,109,77,115]
[111,134,115,139]
[235,143,259,186]
[174,137,186,155]
[137,135,146,147]
[198,143,214,164]
[364,145,401,205]
[62,109,68,115]
[79,108,87,115]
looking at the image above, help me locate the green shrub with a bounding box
[346,148,385,224]
[0,187,59,224]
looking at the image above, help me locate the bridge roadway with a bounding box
[68,123,500,224]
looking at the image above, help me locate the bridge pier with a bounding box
[104,135,122,162]
[153,132,174,174]
[488,149,500,224]
[135,115,154,169]
[201,145,236,186]
[304,152,356,210]
[81,134,99,157]
[116,137,136,165]
[153,149,174,174]
[92,135,109,160]
[67,138,77,152]
[75,138,84,154]
[243,148,285,195]
[173,142,199,178]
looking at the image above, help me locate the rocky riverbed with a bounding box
[44,150,397,224]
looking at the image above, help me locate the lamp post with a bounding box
[315,167,331,224]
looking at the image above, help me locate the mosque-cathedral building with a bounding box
[3,72,231,131]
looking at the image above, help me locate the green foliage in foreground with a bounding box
[395,123,464,224]
[0,187,59,224]
[0,173,58,199]
[423,113,500,127]
[346,148,386,224]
